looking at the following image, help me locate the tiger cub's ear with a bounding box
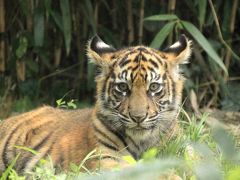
[87,35,116,67]
[163,34,192,65]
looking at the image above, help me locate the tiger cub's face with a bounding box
[87,35,191,135]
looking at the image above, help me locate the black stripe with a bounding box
[98,139,118,152]
[108,82,113,96]
[114,102,122,110]
[141,66,146,71]
[132,74,138,82]
[119,58,131,68]
[2,121,27,168]
[110,72,116,79]
[166,76,170,97]
[132,65,139,72]
[99,155,119,161]
[101,75,110,102]
[141,55,148,62]
[147,66,155,73]
[18,131,54,171]
[121,70,127,80]
[160,100,170,105]
[144,74,148,82]
[150,72,153,81]
[143,50,163,65]
[140,74,145,80]
[96,113,137,159]
[120,49,137,61]
[149,59,159,68]
[133,54,140,63]
[93,124,119,149]
[137,47,147,52]
[155,89,165,98]
[33,131,53,152]
[126,135,140,151]
[168,75,176,105]
[130,73,134,82]
[113,89,123,99]
[162,73,167,80]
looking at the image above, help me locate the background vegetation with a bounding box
[0,0,240,179]
[0,0,240,118]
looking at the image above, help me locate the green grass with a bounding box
[1,111,240,180]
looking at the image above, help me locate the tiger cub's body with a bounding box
[0,35,191,175]
[0,107,96,173]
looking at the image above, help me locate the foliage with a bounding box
[0,0,240,117]
[1,113,240,180]
[0,0,240,178]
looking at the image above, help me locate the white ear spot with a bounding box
[96,41,111,49]
[169,41,181,49]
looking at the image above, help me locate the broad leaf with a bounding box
[181,20,228,74]
[50,10,63,32]
[144,14,178,21]
[150,21,176,49]
[34,8,44,47]
[197,0,207,29]
[16,36,28,58]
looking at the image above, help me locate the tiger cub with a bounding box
[0,35,191,174]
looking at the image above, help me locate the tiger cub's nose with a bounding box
[129,112,147,123]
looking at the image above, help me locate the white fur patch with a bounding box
[96,41,111,49]
[169,41,181,49]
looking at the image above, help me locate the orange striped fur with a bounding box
[0,35,191,175]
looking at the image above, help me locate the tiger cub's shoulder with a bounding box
[0,106,93,128]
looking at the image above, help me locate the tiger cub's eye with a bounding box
[117,83,129,92]
[149,83,161,92]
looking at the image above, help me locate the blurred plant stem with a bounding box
[138,0,145,44]
[127,0,134,45]
[223,0,239,81]
[0,0,5,72]
[208,0,240,66]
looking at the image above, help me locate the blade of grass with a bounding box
[0,153,20,180]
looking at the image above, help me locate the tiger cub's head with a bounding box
[87,35,191,135]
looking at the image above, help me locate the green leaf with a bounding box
[150,21,176,49]
[0,153,20,180]
[144,14,178,21]
[195,162,223,180]
[142,148,158,161]
[50,10,63,32]
[181,20,228,74]
[60,0,72,55]
[227,167,240,180]
[34,7,45,47]
[16,36,28,59]
[197,0,207,29]
[122,155,137,165]
[212,126,238,161]
[82,0,96,33]
[67,100,77,109]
